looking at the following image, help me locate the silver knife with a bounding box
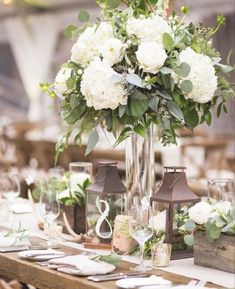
[87,272,149,282]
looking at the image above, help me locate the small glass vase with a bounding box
[125,124,155,209]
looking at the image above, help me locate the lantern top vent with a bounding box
[87,162,126,194]
[151,166,199,203]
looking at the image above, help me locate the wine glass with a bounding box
[39,184,60,247]
[129,205,153,272]
[208,178,235,203]
[1,172,20,204]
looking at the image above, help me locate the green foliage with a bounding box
[78,10,90,22]
[64,24,78,39]
[91,254,121,265]
[41,0,234,156]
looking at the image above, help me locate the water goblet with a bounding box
[39,184,60,247]
[129,205,153,272]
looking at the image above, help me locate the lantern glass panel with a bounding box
[151,201,197,258]
[86,191,125,243]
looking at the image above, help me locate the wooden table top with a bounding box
[0,237,220,289]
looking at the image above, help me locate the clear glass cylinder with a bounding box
[69,162,92,193]
[125,125,155,209]
[208,178,235,203]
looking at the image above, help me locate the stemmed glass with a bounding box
[1,172,20,204]
[129,205,153,272]
[39,184,60,247]
[208,179,235,203]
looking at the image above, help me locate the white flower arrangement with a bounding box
[41,0,234,156]
[183,200,235,246]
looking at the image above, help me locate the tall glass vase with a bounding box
[125,125,155,209]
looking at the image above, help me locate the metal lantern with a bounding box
[86,162,126,244]
[151,166,200,259]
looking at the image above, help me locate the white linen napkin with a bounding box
[0,233,30,248]
[48,255,115,276]
[116,275,172,289]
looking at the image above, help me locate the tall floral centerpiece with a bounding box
[42,0,234,207]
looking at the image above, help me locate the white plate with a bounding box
[18,249,66,261]
[116,276,172,289]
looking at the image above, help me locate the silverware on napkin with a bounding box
[0,245,60,253]
[26,252,65,258]
[87,272,149,282]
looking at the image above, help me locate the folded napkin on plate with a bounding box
[48,255,115,276]
[117,275,172,289]
[0,234,30,248]
[11,203,32,214]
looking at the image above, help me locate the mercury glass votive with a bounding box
[151,243,172,267]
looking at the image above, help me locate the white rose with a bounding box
[71,26,98,67]
[81,58,127,110]
[179,47,218,103]
[126,14,171,43]
[213,201,232,216]
[94,22,114,49]
[54,67,72,96]
[188,202,212,225]
[149,210,166,233]
[100,38,124,65]
[136,42,167,73]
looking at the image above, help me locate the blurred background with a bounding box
[0,0,234,197]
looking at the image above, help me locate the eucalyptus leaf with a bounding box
[64,25,78,39]
[208,226,221,240]
[167,101,185,121]
[70,94,79,109]
[132,89,148,100]
[179,62,191,77]
[149,97,160,112]
[185,109,199,128]
[215,63,233,73]
[184,234,194,246]
[129,97,149,118]
[105,0,121,8]
[163,32,174,51]
[185,219,196,232]
[205,111,212,126]
[85,130,99,155]
[119,104,126,118]
[159,90,172,100]
[66,77,75,89]
[126,73,145,88]
[133,124,146,137]
[181,80,193,94]
[78,10,90,22]
[160,67,173,74]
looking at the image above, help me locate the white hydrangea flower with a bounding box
[213,201,232,216]
[94,22,114,49]
[54,67,72,96]
[126,14,171,43]
[179,47,218,103]
[81,58,127,110]
[100,38,124,65]
[136,42,167,73]
[188,202,212,225]
[71,26,98,67]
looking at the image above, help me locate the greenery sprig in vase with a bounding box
[41,0,234,158]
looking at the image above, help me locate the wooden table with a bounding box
[0,237,219,289]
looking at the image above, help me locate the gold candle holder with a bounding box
[151,243,172,267]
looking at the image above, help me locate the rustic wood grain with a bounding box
[0,237,221,289]
[194,230,235,273]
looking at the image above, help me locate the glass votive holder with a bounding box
[69,162,92,193]
[151,243,172,267]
